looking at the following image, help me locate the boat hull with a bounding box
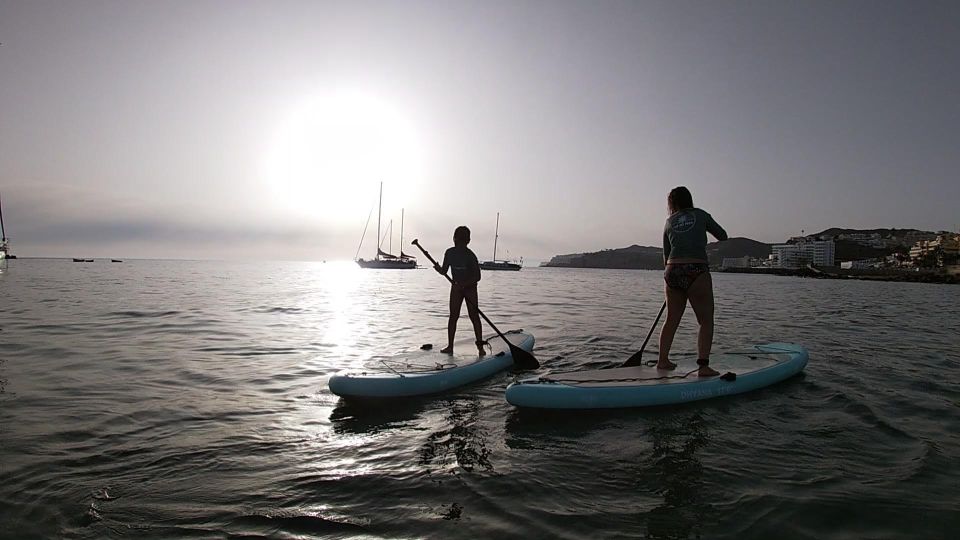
[357,258,417,269]
[479,261,521,271]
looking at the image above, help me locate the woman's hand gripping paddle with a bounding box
[411,239,540,370]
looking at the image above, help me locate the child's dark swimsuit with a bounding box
[441,246,481,285]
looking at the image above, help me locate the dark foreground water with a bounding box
[1,259,958,539]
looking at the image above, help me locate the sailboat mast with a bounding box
[493,212,500,261]
[0,192,6,242]
[376,182,382,260]
[400,208,404,257]
[389,219,393,255]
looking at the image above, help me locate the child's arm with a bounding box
[435,249,450,275]
[466,250,481,286]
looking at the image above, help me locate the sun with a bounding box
[263,91,424,223]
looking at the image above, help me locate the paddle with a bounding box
[621,301,666,367]
[411,239,540,370]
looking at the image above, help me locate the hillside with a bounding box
[706,237,771,264]
[542,244,664,269]
[834,240,892,261]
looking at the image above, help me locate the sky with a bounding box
[1,0,958,261]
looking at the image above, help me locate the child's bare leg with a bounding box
[442,287,464,354]
[442,316,457,354]
[464,287,484,355]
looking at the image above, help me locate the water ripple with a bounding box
[1,260,958,538]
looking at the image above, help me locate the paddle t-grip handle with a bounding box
[411,239,441,269]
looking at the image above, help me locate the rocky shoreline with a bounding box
[719,266,960,285]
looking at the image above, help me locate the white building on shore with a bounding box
[772,239,836,268]
[909,233,960,267]
[721,256,753,269]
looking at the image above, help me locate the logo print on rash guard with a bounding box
[672,211,696,233]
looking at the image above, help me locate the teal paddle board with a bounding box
[505,343,807,409]
[329,330,534,399]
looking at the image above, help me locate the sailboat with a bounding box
[0,191,10,262]
[479,212,522,271]
[356,183,417,269]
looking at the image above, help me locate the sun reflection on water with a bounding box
[316,261,366,360]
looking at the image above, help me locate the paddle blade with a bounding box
[621,350,644,367]
[510,343,540,370]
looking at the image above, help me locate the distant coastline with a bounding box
[720,266,960,285]
[540,227,960,284]
[539,260,960,284]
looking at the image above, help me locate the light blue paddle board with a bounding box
[329,330,534,399]
[505,343,807,409]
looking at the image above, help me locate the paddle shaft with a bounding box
[623,301,666,366]
[412,240,511,338]
[640,301,666,355]
[411,239,538,368]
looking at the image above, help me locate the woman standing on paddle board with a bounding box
[659,186,727,377]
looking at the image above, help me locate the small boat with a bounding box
[111,259,123,263]
[479,259,522,271]
[73,258,94,262]
[357,255,417,269]
[479,212,522,271]
[356,183,416,269]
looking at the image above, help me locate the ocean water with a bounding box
[1,259,958,539]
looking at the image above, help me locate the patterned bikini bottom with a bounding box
[664,263,709,292]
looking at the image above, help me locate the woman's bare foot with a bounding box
[655,360,677,370]
[698,366,719,377]
[476,345,486,357]
[440,346,453,355]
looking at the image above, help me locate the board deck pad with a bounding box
[366,331,529,374]
[328,330,534,398]
[542,350,782,387]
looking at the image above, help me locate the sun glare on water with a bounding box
[263,91,424,223]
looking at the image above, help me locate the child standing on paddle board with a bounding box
[435,226,486,356]
[658,186,727,377]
